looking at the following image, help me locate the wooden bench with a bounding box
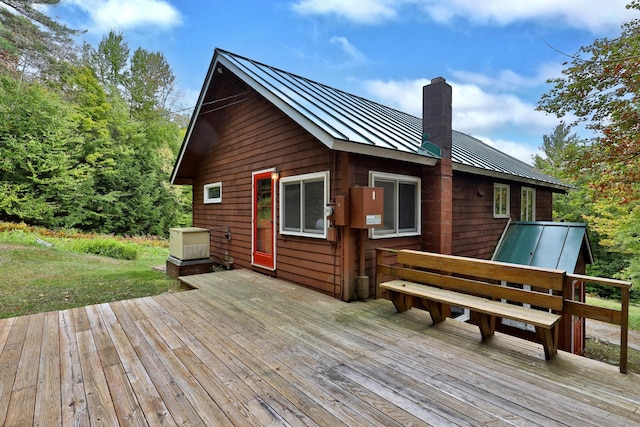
[377,249,565,360]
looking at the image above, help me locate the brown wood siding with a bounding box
[192,85,343,296]
[452,173,556,259]
[349,156,425,298]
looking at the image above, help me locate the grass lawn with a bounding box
[0,224,183,319]
[586,294,640,330]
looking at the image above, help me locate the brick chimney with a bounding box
[422,77,453,255]
[422,77,452,158]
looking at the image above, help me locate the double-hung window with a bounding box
[521,187,536,221]
[280,171,329,239]
[370,172,420,238]
[493,183,510,218]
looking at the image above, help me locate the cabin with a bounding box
[170,48,571,303]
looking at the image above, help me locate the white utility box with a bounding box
[169,227,210,260]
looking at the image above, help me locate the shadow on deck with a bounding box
[1,269,639,426]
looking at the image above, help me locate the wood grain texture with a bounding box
[0,269,639,425]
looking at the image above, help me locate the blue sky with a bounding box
[48,0,638,164]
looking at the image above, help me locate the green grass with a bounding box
[584,339,640,374]
[0,223,183,319]
[586,295,640,331]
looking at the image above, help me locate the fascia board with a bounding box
[332,139,438,166]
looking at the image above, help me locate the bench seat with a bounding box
[380,279,562,360]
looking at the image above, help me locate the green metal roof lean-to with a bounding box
[492,221,594,272]
[173,48,569,190]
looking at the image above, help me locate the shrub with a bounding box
[73,238,139,260]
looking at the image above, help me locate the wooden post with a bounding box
[620,285,629,374]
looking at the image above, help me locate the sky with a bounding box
[46,0,639,164]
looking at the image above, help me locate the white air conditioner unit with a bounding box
[169,227,210,261]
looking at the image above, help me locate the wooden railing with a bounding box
[375,248,633,373]
[563,274,632,373]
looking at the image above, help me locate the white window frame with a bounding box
[521,187,536,221]
[493,183,510,219]
[369,171,421,239]
[204,182,222,204]
[279,171,329,239]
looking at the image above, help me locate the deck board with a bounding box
[2,269,640,426]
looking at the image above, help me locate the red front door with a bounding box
[252,170,276,270]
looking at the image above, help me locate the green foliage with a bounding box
[0,0,79,78]
[70,238,139,260]
[82,31,130,91]
[0,25,191,236]
[0,74,92,226]
[537,3,640,283]
[128,47,176,116]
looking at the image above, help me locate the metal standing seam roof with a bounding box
[492,221,594,272]
[178,48,569,189]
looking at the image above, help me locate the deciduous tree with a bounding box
[538,1,640,281]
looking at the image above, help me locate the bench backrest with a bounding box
[393,249,565,311]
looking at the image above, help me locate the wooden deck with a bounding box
[1,270,640,426]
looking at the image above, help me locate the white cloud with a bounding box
[424,0,635,33]
[451,83,557,133]
[330,36,367,65]
[292,0,637,33]
[291,0,399,24]
[362,76,557,132]
[361,69,568,163]
[65,0,182,33]
[475,136,543,165]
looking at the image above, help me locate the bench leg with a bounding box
[422,299,445,324]
[478,314,496,340]
[536,325,559,360]
[388,291,412,313]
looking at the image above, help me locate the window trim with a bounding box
[521,187,536,221]
[204,182,222,204]
[369,171,421,239]
[279,171,329,239]
[493,183,510,219]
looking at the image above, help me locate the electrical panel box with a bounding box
[169,227,210,260]
[349,187,384,229]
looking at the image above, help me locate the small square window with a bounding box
[204,182,222,204]
[493,183,510,218]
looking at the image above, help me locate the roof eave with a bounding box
[331,139,438,166]
[453,163,571,192]
[170,50,222,185]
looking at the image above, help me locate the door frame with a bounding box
[252,168,277,270]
